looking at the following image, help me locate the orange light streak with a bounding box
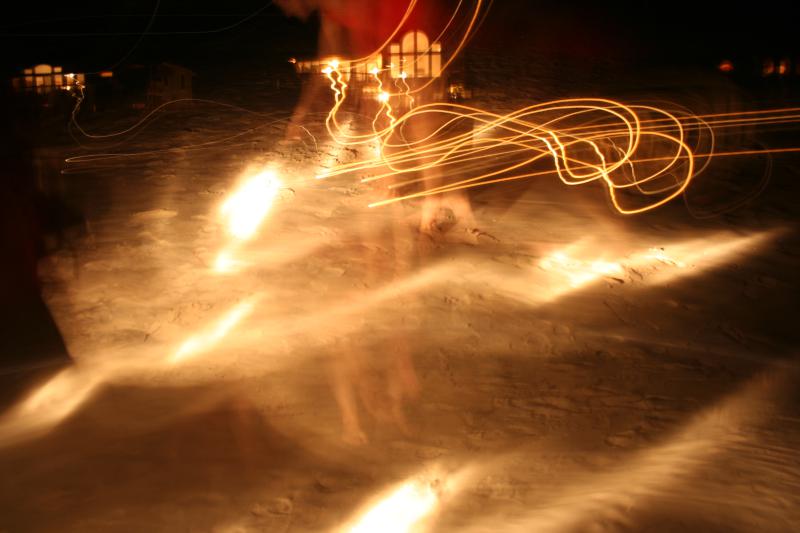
[308,0,800,215]
[220,169,282,240]
[170,298,258,363]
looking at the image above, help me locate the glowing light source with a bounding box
[171,299,257,363]
[311,0,800,216]
[346,480,439,533]
[219,169,282,240]
[540,250,623,288]
[522,230,778,303]
[718,59,734,73]
[213,250,242,273]
[645,247,686,268]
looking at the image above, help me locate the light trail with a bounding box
[214,167,284,273]
[170,298,258,363]
[0,166,283,446]
[341,467,452,533]
[346,480,439,533]
[339,362,797,533]
[451,362,798,533]
[322,107,800,185]
[474,229,780,306]
[308,1,800,216]
[219,168,282,240]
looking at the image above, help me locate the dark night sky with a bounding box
[1,1,797,76]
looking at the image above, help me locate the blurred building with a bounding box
[117,62,194,110]
[10,64,86,95]
[9,63,89,114]
[292,29,468,103]
[8,62,194,114]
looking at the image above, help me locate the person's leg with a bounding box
[330,340,368,445]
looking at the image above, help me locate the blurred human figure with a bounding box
[281,0,478,443]
[281,0,477,232]
[277,0,350,141]
[0,85,73,409]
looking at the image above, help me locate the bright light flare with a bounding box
[0,367,104,446]
[641,230,777,285]
[312,0,800,216]
[540,251,623,288]
[487,229,781,306]
[219,169,282,240]
[171,299,257,363]
[345,479,440,533]
[454,365,791,533]
[539,230,777,292]
[213,250,239,273]
[645,247,687,268]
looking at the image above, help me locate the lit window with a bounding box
[431,43,442,77]
[390,44,401,78]
[390,31,442,79]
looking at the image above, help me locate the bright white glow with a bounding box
[537,231,778,292]
[641,231,776,285]
[219,169,281,240]
[645,247,686,268]
[13,368,102,426]
[540,251,623,288]
[478,230,783,308]
[0,366,104,448]
[347,480,438,533]
[400,71,408,80]
[213,249,249,274]
[378,91,390,103]
[171,299,256,363]
[370,67,380,75]
[214,251,236,273]
[329,59,340,69]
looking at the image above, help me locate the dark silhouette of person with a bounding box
[0,83,73,409]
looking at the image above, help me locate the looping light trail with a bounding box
[310,1,800,215]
